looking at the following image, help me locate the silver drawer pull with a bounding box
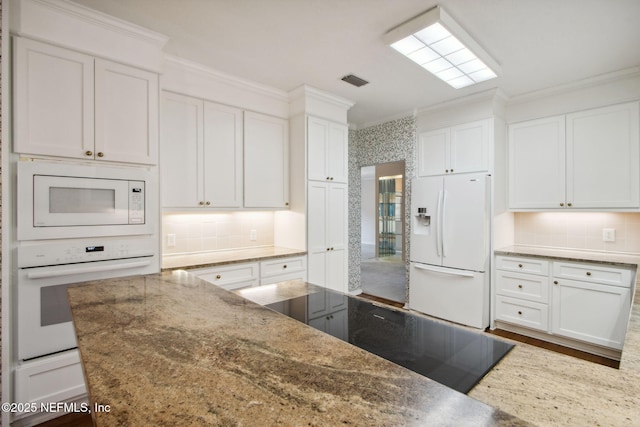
[216,274,221,279]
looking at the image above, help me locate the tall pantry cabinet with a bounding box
[289,87,353,293]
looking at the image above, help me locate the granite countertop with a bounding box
[68,272,529,426]
[162,246,307,270]
[495,245,640,268]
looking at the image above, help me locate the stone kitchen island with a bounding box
[67,271,528,426]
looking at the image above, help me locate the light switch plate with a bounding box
[250,229,257,241]
[603,228,616,242]
[167,233,176,247]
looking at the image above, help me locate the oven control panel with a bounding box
[17,237,157,268]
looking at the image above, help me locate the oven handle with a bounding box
[26,258,153,279]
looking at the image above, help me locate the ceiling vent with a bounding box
[341,74,369,87]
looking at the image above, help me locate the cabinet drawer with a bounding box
[193,262,259,290]
[260,256,306,278]
[495,256,549,275]
[495,270,549,303]
[552,262,632,287]
[495,296,549,331]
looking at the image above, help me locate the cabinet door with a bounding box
[13,38,94,158]
[327,122,348,183]
[307,182,329,286]
[326,249,347,293]
[450,119,489,174]
[551,278,631,349]
[508,116,566,209]
[327,183,348,250]
[418,128,450,176]
[244,112,289,208]
[160,92,203,208]
[95,59,158,164]
[566,102,640,208]
[307,116,329,181]
[203,102,243,207]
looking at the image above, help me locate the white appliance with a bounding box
[17,159,153,240]
[17,238,157,360]
[409,173,491,329]
[14,237,158,416]
[13,159,159,420]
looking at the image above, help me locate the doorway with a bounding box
[360,161,406,303]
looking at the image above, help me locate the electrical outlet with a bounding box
[250,229,257,241]
[167,233,176,247]
[602,228,616,242]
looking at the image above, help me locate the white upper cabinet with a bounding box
[307,116,348,183]
[418,119,490,176]
[94,59,158,164]
[14,38,159,164]
[202,102,244,208]
[244,112,290,208]
[13,37,94,159]
[508,115,566,209]
[161,92,201,208]
[566,102,640,208]
[508,102,640,210]
[160,92,243,209]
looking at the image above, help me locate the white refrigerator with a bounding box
[409,173,491,329]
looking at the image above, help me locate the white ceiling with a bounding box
[72,0,640,128]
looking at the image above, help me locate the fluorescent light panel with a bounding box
[385,6,500,89]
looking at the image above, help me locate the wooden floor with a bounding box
[35,412,93,427]
[358,292,405,308]
[486,328,620,368]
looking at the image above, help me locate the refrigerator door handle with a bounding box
[436,189,443,257]
[441,189,448,258]
[413,263,475,277]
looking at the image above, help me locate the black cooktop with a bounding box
[266,288,513,394]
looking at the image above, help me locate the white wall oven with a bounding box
[17,160,154,240]
[17,237,158,360]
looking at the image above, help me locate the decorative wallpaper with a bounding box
[348,116,416,296]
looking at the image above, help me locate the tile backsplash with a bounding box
[514,212,640,253]
[162,212,275,255]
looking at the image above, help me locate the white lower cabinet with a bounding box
[551,262,632,350]
[14,350,86,419]
[192,256,307,290]
[192,262,259,290]
[259,256,307,285]
[494,255,634,356]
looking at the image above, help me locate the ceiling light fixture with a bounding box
[383,5,500,89]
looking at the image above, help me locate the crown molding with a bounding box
[507,67,640,106]
[163,55,289,103]
[11,0,168,71]
[288,85,355,110]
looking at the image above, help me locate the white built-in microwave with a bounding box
[17,160,155,240]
